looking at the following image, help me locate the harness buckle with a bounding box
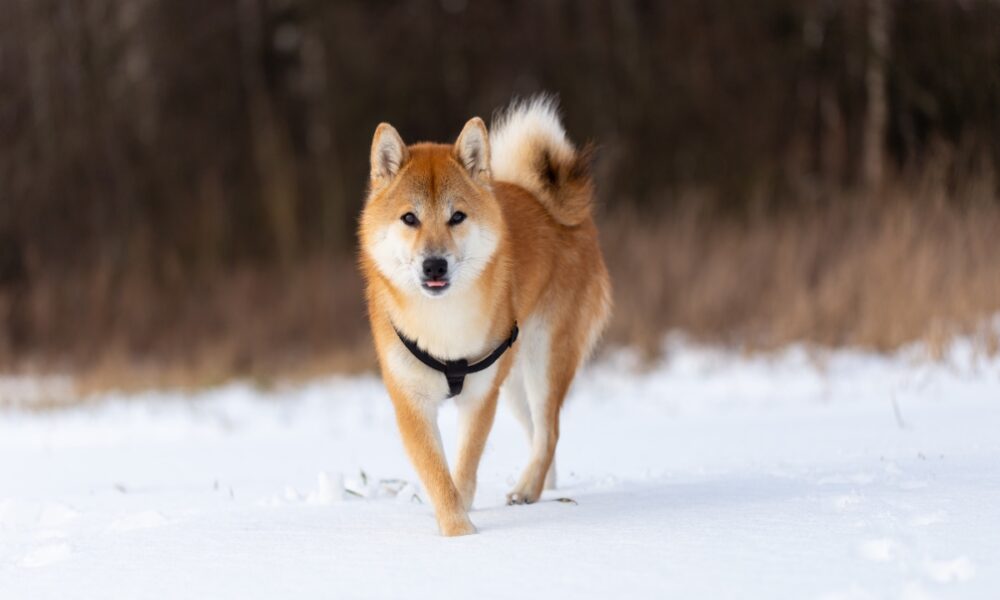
[444,359,469,398]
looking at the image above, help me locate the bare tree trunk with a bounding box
[237,0,300,265]
[299,25,345,251]
[862,0,890,191]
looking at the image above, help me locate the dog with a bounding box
[358,96,611,536]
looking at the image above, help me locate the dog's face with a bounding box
[360,118,503,299]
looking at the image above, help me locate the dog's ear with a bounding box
[454,117,491,183]
[370,123,408,188]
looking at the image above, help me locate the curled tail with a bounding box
[490,96,595,227]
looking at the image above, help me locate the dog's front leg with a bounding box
[390,390,476,536]
[452,387,500,511]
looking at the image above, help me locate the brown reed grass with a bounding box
[2,180,998,394]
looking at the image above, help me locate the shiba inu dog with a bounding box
[358,97,611,536]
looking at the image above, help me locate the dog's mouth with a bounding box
[421,278,450,294]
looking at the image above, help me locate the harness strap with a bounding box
[394,322,519,398]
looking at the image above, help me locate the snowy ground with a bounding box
[2,339,999,599]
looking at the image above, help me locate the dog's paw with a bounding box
[506,489,539,505]
[439,514,477,537]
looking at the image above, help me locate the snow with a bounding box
[2,339,999,599]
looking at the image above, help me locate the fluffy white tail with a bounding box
[490,96,595,226]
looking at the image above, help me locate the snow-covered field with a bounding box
[2,339,999,599]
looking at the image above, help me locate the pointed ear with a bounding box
[454,117,491,182]
[370,123,408,186]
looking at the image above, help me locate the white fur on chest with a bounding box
[395,289,497,360]
[385,282,511,408]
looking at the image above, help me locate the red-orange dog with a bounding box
[358,97,611,536]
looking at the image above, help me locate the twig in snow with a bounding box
[891,393,907,430]
[379,479,407,495]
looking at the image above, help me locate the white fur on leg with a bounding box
[544,460,557,491]
[505,379,557,491]
[506,315,555,504]
[501,366,532,440]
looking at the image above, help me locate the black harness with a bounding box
[394,323,519,398]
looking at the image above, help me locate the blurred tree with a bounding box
[0,0,997,277]
[862,0,890,190]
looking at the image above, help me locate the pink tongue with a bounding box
[426,280,447,288]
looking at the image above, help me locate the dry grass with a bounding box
[1,256,374,393]
[2,182,999,393]
[602,184,1000,358]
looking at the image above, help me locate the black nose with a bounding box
[422,257,448,279]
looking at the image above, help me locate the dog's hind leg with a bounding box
[503,368,532,440]
[506,321,576,504]
[544,456,557,491]
[504,372,558,491]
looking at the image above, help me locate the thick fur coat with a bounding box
[358,97,611,536]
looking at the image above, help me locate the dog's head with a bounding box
[359,118,503,299]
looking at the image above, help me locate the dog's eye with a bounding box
[401,212,419,226]
[448,211,467,226]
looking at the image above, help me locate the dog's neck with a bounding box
[379,247,513,363]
